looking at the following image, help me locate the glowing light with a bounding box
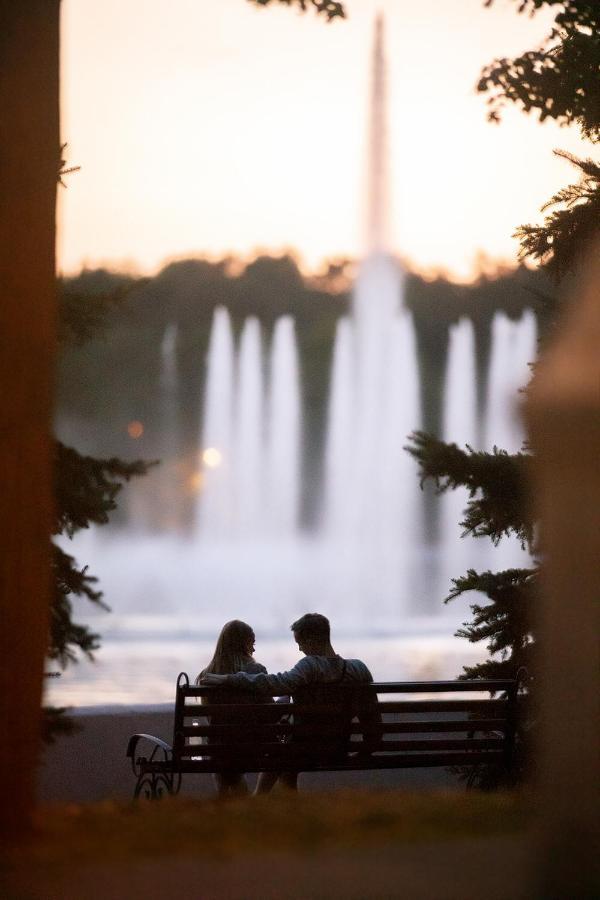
[202,447,222,468]
[189,472,204,493]
[127,420,144,439]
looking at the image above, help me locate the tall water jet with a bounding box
[439,318,480,597]
[323,316,355,535]
[366,12,389,255]
[485,311,537,455]
[321,14,422,614]
[513,308,537,418]
[386,305,420,533]
[233,317,265,537]
[159,322,180,525]
[265,316,301,536]
[198,306,235,537]
[484,310,537,572]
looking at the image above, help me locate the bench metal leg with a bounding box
[133,770,182,800]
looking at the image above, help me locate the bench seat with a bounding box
[127,672,525,799]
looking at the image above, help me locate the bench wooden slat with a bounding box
[180,718,508,739]
[181,679,515,697]
[177,737,505,757]
[145,750,506,775]
[189,698,507,717]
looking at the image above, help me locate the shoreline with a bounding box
[63,702,174,716]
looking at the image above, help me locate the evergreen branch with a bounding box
[49,548,102,666]
[51,443,152,669]
[447,567,538,680]
[52,543,105,608]
[458,646,536,682]
[54,442,153,538]
[515,150,600,280]
[57,142,81,187]
[405,431,533,547]
[478,2,600,140]
[248,0,345,20]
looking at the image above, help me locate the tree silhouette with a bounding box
[478,0,600,141]
[249,0,345,20]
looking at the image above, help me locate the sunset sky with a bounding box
[58,0,590,282]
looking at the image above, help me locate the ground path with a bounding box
[3,790,534,899]
[4,835,533,899]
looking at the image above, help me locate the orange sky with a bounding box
[58,0,591,282]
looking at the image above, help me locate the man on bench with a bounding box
[201,612,379,793]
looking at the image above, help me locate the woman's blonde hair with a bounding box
[195,619,255,683]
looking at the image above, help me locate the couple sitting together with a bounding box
[197,612,377,797]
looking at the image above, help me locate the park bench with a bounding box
[126,671,526,799]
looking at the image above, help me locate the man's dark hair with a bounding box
[291,613,330,643]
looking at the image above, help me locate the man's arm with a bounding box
[201,657,315,694]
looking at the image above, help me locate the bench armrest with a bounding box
[127,733,172,757]
[127,733,173,775]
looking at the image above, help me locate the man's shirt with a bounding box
[226,655,381,757]
[225,654,373,694]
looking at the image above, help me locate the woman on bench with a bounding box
[202,613,378,794]
[195,619,268,797]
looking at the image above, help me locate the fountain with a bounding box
[193,14,423,619]
[48,15,538,707]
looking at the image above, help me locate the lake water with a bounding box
[45,505,529,709]
[44,619,487,708]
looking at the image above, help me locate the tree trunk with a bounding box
[0,1,60,835]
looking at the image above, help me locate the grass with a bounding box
[3,789,531,877]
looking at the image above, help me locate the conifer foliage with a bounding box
[249,0,345,21]
[51,442,148,669]
[407,0,599,688]
[515,150,600,280]
[478,1,600,140]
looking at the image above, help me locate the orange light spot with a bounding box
[189,472,204,492]
[127,420,144,439]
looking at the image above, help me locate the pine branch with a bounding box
[515,151,600,280]
[447,567,538,680]
[54,442,153,538]
[248,0,345,20]
[405,431,534,547]
[52,542,104,605]
[478,2,600,140]
[50,444,154,668]
[458,646,536,682]
[50,544,105,665]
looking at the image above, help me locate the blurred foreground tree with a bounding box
[0,0,60,836]
[407,0,599,701]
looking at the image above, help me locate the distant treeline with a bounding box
[57,255,550,528]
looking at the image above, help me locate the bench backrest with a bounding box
[170,673,523,772]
